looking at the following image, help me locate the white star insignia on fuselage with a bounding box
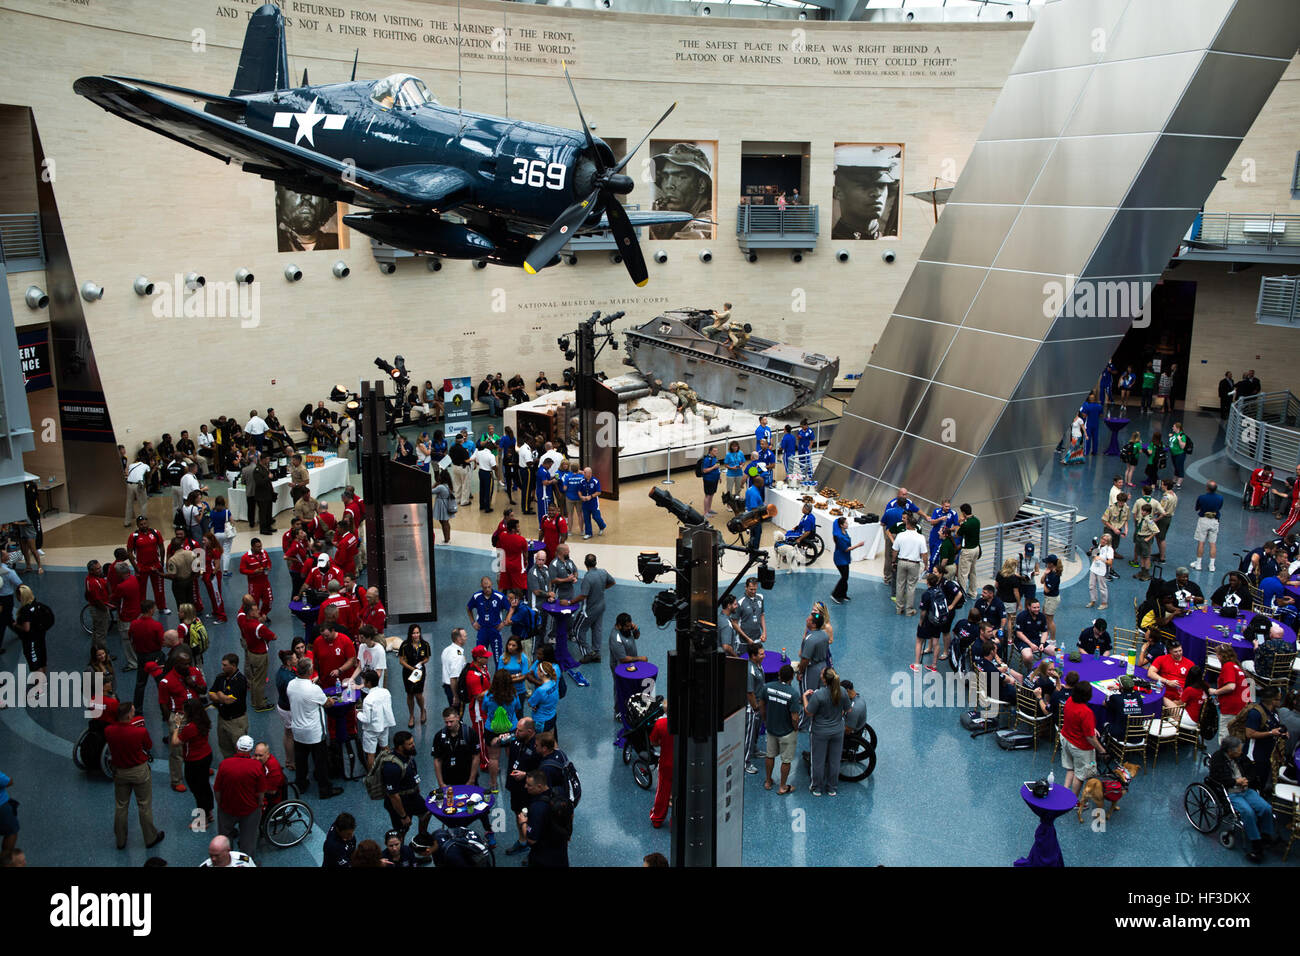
[272,98,346,147]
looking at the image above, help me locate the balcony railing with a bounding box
[0,213,44,270]
[736,203,818,237]
[1190,212,1300,250]
[1226,390,1300,472]
[1257,275,1300,327]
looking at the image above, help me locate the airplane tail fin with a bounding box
[229,3,290,96]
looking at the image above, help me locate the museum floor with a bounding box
[3,406,1289,867]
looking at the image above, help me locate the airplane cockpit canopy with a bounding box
[370,74,438,110]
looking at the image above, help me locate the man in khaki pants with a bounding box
[892,515,929,616]
[103,701,165,850]
[124,460,151,528]
[237,594,276,711]
[209,653,250,760]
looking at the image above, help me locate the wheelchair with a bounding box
[72,722,115,780]
[80,603,117,635]
[801,722,878,782]
[259,781,314,850]
[1183,760,1246,849]
[773,531,825,568]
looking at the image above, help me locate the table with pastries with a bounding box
[425,784,494,826]
[1172,606,1297,667]
[767,486,883,561]
[227,455,349,522]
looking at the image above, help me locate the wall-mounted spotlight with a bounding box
[332,261,351,278]
[133,276,155,296]
[745,252,758,264]
[563,254,578,266]
[473,259,487,270]
[24,286,48,310]
[80,281,104,302]
[378,262,396,275]
[835,249,850,263]
[609,252,623,265]
[881,249,896,264]
[185,272,206,291]
[790,251,803,263]
[653,250,668,264]
[700,4,711,14]
[283,264,302,282]
[698,249,712,263]
[235,268,255,284]
[425,259,441,272]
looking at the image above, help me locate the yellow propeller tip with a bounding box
[524,263,537,275]
[636,278,649,288]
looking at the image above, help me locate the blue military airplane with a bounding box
[74,3,691,285]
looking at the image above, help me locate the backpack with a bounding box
[1197,694,1219,742]
[693,458,705,478]
[172,507,185,530]
[364,747,393,800]
[1227,703,1269,742]
[187,618,210,655]
[924,588,945,626]
[540,751,582,808]
[29,602,55,633]
[438,826,494,867]
[1252,638,1290,679]
[489,703,514,734]
[456,668,472,706]
[1183,435,1194,455]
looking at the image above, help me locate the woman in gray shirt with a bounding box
[803,667,851,797]
[796,603,833,728]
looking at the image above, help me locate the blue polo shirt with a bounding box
[797,427,813,452]
[745,484,764,511]
[467,590,508,629]
[580,476,602,501]
[779,433,797,456]
[1260,576,1286,606]
[833,523,852,566]
[1195,492,1224,517]
[562,472,582,500]
[787,512,816,540]
[724,451,745,477]
[881,505,905,532]
[755,425,772,446]
[758,447,776,469]
[887,497,920,516]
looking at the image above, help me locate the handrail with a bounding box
[1225,390,1300,472]
[736,203,818,236]
[0,213,43,264]
[1191,212,1300,250]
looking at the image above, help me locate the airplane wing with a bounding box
[72,75,472,210]
[615,210,695,228]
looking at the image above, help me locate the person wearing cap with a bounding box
[213,734,264,858]
[463,645,494,772]
[1041,554,1061,644]
[649,142,714,240]
[832,144,900,240]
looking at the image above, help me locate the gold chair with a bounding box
[1175,702,1204,759]
[1202,637,1230,677]
[1242,648,1296,691]
[1107,714,1149,770]
[1111,627,1140,659]
[1013,684,1052,752]
[1146,702,1182,768]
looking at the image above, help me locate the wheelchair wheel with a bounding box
[861,721,878,755]
[1241,482,1252,510]
[73,729,89,770]
[262,799,314,849]
[798,533,825,564]
[633,759,654,791]
[1218,830,1235,849]
[839,732,877,782]
[99,744,115,781]
[1184,783,1221,834]
[80,603,94,635]
[622,742,633,765]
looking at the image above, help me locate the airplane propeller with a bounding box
[523,63,675,286]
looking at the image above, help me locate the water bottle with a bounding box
[1047,771,1055,788]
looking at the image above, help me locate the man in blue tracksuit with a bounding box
[578,468,606,539]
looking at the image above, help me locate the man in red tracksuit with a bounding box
[202,533,227,623]
[147,651,207,791]
[361,588,387,636]
[112,561,143,669]
[240,538,273,615]
[342,486,365,530]
[84,560,115,650]
[128,515,168,613]
[333,518,359,577]
[316,503,338,543]
[1276,465,1300,537]
[303,554,344,596]
[237,594,277,711]
[316,582,354,633]
[649,711,674,828]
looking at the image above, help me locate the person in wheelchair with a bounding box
[1209,736,1277,862]
[777,504,818,558]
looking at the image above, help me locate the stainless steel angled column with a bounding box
[818,0,1300,523]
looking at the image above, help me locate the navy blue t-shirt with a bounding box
[1195,492,1224,517]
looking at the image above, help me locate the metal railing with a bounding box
[1257,275,1300,326]
[1226,390,1300,472]
[970,497,1079,586]
[0,213,43,266]
[1191,212,1300,250]
[735,203,818,236]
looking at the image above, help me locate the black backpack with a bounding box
[1197,694,1219,741]
[436,826,494,867]
[540,751,582,808]
[544,791,574,842]
[29,601,55,633]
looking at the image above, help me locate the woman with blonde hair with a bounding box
[995,557,1022,613]
[13,585,52,688]
[803,666,852,797]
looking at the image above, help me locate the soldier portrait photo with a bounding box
[275,185,346,252]
[648,140,717,240]
[832,143,902,241]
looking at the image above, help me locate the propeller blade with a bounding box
[561,61,597,155]
[605,196,648,287]
[610,101,677,175]
[524,188,600,275]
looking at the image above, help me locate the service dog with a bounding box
[1076,762,1141,822]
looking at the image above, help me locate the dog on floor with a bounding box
[1076,762,1141,822]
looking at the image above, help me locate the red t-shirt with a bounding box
[85,574,113,608]
[317,511,337,538]
[541,516,567,561]
[316,595,353,628]
[214,753,267,816]
[312,633,357,683]
[238,613,277,654]
[128,529,163,570]
[1061,698,1097,750]
[104,719,153,767]
[499,532,528,574]
[128,617,164,654]
[1150,654,1192,701]
[1182,686,1206,724]
[281,529,297,553]
[304,564,344,593]
[114,575,142,622]
[178,720,213,762]
[334,532,359,574]
[344,498,364,529]
[1218,661,1247,715]
[157,666,207,716]
[263,754,287,795]
[361,602,387,634]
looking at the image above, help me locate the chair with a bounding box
[1270,793,1300,863]
[1013,684,1052,752]
[1132,596,1141,628]
[1147,702,1183,768]
[1050,704,1066,760]
[1203,637,1230,677]
[969,669,1006,737]
[1108,714,1149,770]
[1175,703,1205,760]
[1242,648,1296,691]
[1111,627,1140,659]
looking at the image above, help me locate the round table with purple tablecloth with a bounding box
[1174,607,1296,667]
[1055,653,1163,722]
[1103,417,1131,457]
[1015,782,1078,867]
[614,661,659,744]
[1286,579,1300,602]
[425,784,495,826]
[738,647,792,681]
[541,601,586,677]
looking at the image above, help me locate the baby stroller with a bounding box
[622,693,664,791]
